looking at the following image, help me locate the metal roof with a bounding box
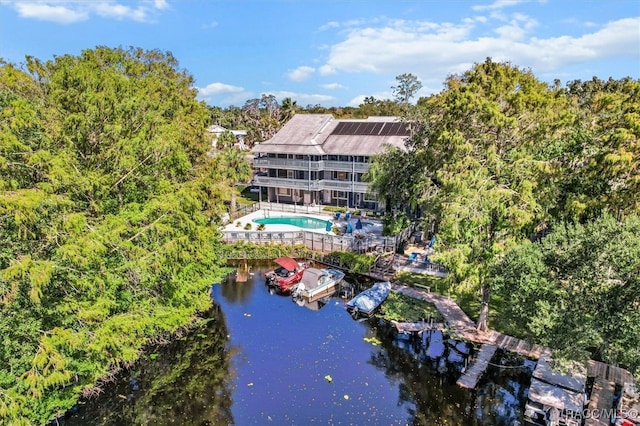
[533,353,587,394]
[528,378,586,413]
[252,114,409,156]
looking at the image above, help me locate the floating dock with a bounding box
[456,344,498,389]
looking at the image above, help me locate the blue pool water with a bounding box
[253,216,329,229]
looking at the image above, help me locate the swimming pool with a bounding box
[253,216,329,229]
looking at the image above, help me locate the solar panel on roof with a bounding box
[333,122,347,135]
[344,122,358,134]
[379,123,392,136]
[330,120,409,136]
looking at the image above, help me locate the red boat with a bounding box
[265,257,308,294]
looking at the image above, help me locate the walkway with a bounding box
[392,283,544,358]
[586,377,616,426]
[457,344,498,389]
[391,281,634,421]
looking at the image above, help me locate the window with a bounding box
[333,191,347,199]
[333,171,348,181]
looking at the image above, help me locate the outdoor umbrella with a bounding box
[355,218,363,230]
[326,220,332,232]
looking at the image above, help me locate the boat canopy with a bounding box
[273,257,299,272]
[527,378,585,413]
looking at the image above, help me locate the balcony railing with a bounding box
[252,157,369,173]
[253,176,368,192]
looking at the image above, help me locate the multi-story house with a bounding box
[251,114,410,211]
[208,124,248,149]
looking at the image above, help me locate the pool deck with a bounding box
[223,210,383,236]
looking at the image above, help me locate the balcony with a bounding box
[252,157,369,173]
[253,176,369,193]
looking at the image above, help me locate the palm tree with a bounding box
[215,147,252,213]
[280,97,298,124]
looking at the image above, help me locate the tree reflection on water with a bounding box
[58,265,532,426]
[57,304,234,426]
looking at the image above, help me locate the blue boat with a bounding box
[345,281,391,318]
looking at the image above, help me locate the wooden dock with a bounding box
[392,284,543,359]
[587,360,635,385]
[586,377,616,426]
[457,344,498,389]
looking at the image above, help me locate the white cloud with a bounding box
[94,2,148,22]
[287,66,315,82]
[264,90,335,106]
[319,15,640,83]
[472,0,528,11]
[3,0,166,23]
[197,82,245,96]
[320,83,345,90]
[12,2,88,24]
[319,21,339,31]
[202,20,218,29]
[196,82,252,106]
[318,64,336,76]
[150,0,169,10]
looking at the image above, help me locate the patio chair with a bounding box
[334,212,341,220]
[408,252,418,262]
[345,211,351,221]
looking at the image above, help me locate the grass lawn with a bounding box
[394,271,524,339]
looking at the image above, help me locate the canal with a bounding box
[56,265,534,425]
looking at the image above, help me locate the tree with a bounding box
[280,97,298,123]
[404,59,571,330]
[392,73,422,104]
[363,145,421,213]
[213,147,252,213]
[554,77,640,222]
[491,215,640,375]
[216,129,238,149]
[0,47,235,424]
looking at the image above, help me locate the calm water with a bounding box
[57,265,533,425]
[253,216,329,229]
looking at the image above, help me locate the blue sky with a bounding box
[1,0,638,108]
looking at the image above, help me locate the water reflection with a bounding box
[57,304,234,425]
[57,264,533,425]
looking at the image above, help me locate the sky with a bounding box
[1,0,639,108]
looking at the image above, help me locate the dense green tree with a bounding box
[211,147,252,213]
[0,47,235,424]
[395,59,571,330]
[491,215,640,376]
[555,77,640,221]
[358,96,403,117]
[215,129,238,149]
[363,145,421,214]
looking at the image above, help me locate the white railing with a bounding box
[221,229,398,254]
[252,176,368,192]
[252,157,369,173]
